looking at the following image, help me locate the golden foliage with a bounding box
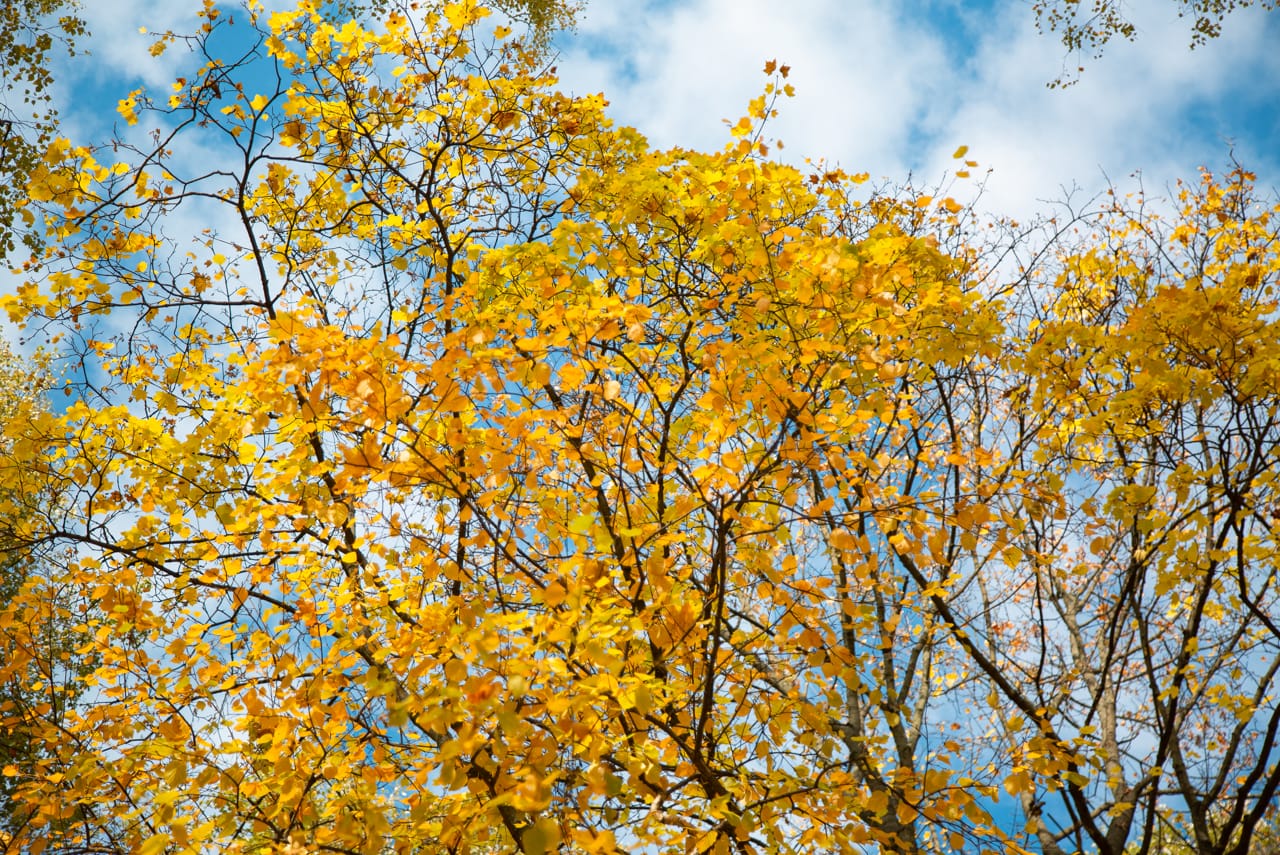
[2,2,1279,854]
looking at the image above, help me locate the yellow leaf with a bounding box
[443,2,483,29]
[543,581,567,608]
[521,818,562,855]
[140,833,170,855]
[1003,769,1032,797]
[118,93,140,126]
[444,658,468,682]
[619,683,653,715]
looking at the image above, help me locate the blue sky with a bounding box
[36,0,1280,223]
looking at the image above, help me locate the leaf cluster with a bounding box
[0,0,86,257]
[1032,0,1280,85]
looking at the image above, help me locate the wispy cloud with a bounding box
[558,0,1280,218]
[74,0,200,87]
[560,0,951,169]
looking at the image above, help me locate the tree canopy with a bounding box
[0,339,96,842]
[1032,0,1280,84]
[0,0,86,257]
[1,2,1278,854]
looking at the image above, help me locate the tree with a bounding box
[328,0,579,52]
[0,0,86,257]
[491,0,580,51]
[0,340,47,837]
[1033,0,1280,85]
[0,5,97,842]
[2,1,1279,853]
[937,170,1280,855]
[0,340,96,843]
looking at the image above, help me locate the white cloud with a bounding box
[560,0,951,171]
[926,0,1280,217]
[557,0,1280,219]
[73,0,200,88]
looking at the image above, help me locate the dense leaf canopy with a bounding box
[1,2,1279,854]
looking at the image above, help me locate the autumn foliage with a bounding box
[1,2,1279,854]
